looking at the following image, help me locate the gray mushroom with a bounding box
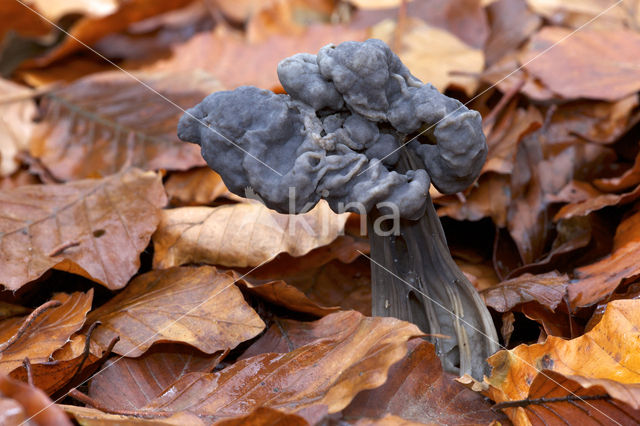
[177,39,498,378]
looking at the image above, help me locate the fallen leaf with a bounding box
[61,405,203,425]
[164,167,235,206]
[0,1,52,41]
[594,149,640,192]
[240,279,340,317]
[481,272,569,312]
[0,168,167,290]
[0,373,71,425]
[29,70,222,181]
[554,184,640,220]
[88,345,224,411]
[0,79,36,176]
[30,0,119,22]
[87,266,265,356]
[569,208,640,308]
[30,0,195,66]
[141,312,422,419]
[0,301,30,321]
[214,406,313,426]
[486,299,640,423]
[494,370,640,425]
[484,0,541,66]
[351,414,429,426]
[148,24,366,90]
[343,340,503,425]
[0,169,40,190]
[371,18,484,95]
[526,0,640,29]
[152,201,348,269]
[522,27,640,101]
[0,291,92,375]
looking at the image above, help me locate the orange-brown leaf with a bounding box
[0,291,92,375]
[0,373,71,425]
[141,312,423,419]
[481,272,569,312]
[87,266,265,356]
[29,71,221,180]
[152,202,348,269]
[0,168,167,290]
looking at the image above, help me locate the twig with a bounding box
[0,300,62,352]
[493,394,610,411]
[22,357,34,386]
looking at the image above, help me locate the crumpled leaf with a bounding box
[89,345,224,411]
[164,167,235,206]
[0,373,71,425]
[481,272,569,312]
[0,79,36,176]
[484,0,541,66]
[594,149,640,192]
[152,201,348,269]
[486,299,640,423]
[522,27,640,101]
[569,209,640,308]
[494,370,640,425]
[29,70,222,180]
[87,266,265,356]
[554,184,640,220]
[0,168,167,290]
[342,340,503,425]
[140,312,422,419]
[10,331,107,395]
[0,291,92,375]
[371,17,484,95]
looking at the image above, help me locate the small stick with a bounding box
[22,357,34,386]
[0,300,62,352]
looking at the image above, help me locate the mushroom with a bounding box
[177,39,498,378]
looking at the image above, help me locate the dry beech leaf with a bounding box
[10,332,105,395]
[343,340,502,425]
[89,345,224,411]
[30,0,119,21]
[148,24,366,90]
[61,405,203,425]
[87,266,265,356]
[522,27,640,101]
[0,291,92,375]
[554,184,640,221]
[371,18,484,95]
[31,0,195,66]
[0,168,167,290]
[141,312,423,419]
[486,299,640,423]
[0,301,30,321]
[0,1,52,41]
[484,0,541,66]
[351,414,428,426]
[494,370,640,425]
[214,407,312,426]
[29,70,222,181]
[594,149,640,192]
[152,201,348,269]
[569,209,640,308]
[164,167,235,206]
[0,79,36,177]
[526,0,640,29]
[481,272,569,312]
[239,279,340,317]
[0,373,71,426]
[0,169,41,191]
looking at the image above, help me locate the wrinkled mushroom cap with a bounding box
[178,39,487,219]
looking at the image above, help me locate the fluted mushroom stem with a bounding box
[367,151,498,379]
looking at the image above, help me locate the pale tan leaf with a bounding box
[0,168,167,290]
[152,201,348,269]
[0,79,36,176]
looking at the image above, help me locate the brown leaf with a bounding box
[522,27,640,101]
[371,18,484,95]
[148,24,366,90]
[0,1,52,41]
[0,373,71,425]
[554,184,640,220]
[240,279,340,317]
[152,201,348,269]
[350,414,429,426]
[0,169,40,191]
[484,0,541,66]
[0,168,167,290]
[0,79,36,177]
[164,167,235,206]
[485,299,640,423]
[213,407,311,426]
[526,0,640,30]
[9,332,106,395]
[141,312,423,419]
[0,291,92,375]
[0,301,30,321]
[342,340,503,425]
[29,71,222,181]
[88,345,224,411]
[481,272,569,312]
[61,405,203,425]
[569,209,640,308]
[87,266,265,356]
[594,148,640,192]
[494,370,640,425]
[31,0,195,66]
